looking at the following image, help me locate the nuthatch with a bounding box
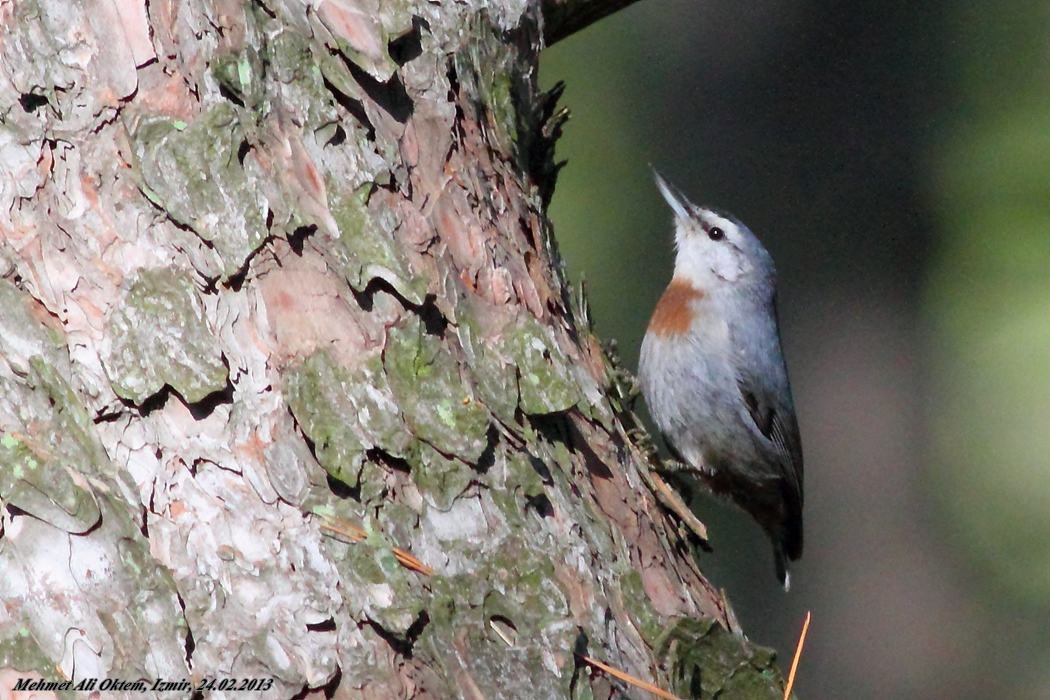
[638,171,804,588]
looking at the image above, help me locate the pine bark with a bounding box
[0,0,788,697]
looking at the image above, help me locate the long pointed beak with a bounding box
[652,169,693,221]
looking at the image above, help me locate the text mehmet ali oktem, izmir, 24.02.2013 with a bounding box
[10,675,276,693]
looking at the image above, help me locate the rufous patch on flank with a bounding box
[647,278,703,337]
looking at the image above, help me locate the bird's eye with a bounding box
[707,227,725,241]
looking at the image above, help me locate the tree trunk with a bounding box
[0,0,789,697]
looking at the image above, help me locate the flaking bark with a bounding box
[0,0,792,697]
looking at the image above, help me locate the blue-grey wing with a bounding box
[727,289,804,496]
[736,374,804,497]
[737,367,805,567]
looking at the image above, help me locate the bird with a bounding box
[638,171,804,589]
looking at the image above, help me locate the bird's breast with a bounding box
[647,278,704,338]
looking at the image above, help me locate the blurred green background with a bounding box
[541,1,1050,698]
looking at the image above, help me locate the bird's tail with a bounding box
[774,541,791,591]
[774,504,803,591]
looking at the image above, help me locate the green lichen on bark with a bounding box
[0,362,186,680]
[102,268,228,404]
[0,426,100,536]
[0,622,52,679]
[27,358,111,474]
[419,532,574,697]
[618,570,664,645]
[506,314,581,414]
[0,281,107,532]
[456,311,583,423]
[328,185,424,301]
[452,23,524,162]
[455,315,520,424]
[658,618,785,699]
[285,349,412,491]
[335,520,429,635]
[384,318,491,461]
[413,443,475,511]
[487,450,548,518]
[131,105,268,277]
[210,47,263,111]
[0,356,126,533]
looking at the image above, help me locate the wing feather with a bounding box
[737,377,803,500]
